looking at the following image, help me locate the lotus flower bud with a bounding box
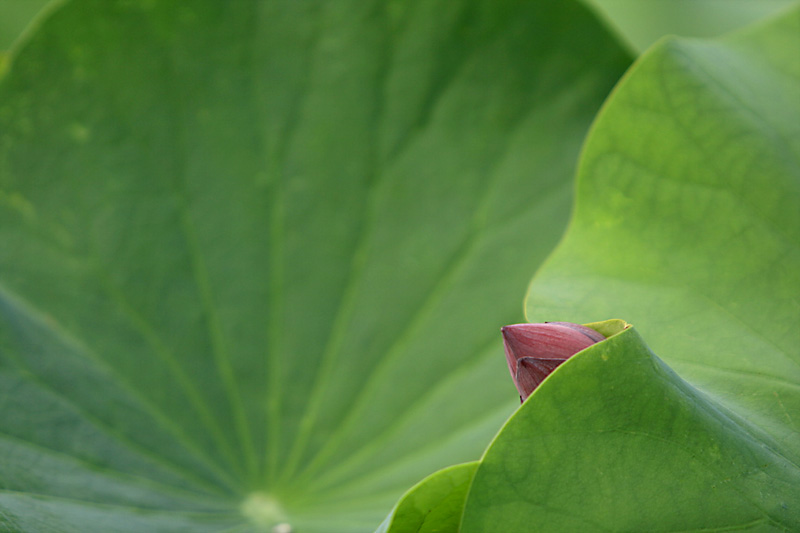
[501,322,605,401]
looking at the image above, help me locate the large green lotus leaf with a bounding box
[463,324,800,531]
[0,0,630,531]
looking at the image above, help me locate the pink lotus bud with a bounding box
[501,322,605,401]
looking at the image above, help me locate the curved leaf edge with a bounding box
[374,461,479,533]
[374,320,630,532]
[460,325,800,531]
[380,322,800,531]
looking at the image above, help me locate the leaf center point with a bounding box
[241,492,291,531]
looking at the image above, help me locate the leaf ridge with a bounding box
[0,283,240,492]
[162,35,259,482]
[0,431,232,504]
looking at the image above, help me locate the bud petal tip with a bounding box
[502,322,605,401]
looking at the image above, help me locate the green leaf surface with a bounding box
[463,325,800,531]
[376,462,477,533]
[582,0,799,53]
[0,0,51,51]
[502,6,799,531]
[381,7,800,531]
[527,3,800,462]
[0,0,630,531]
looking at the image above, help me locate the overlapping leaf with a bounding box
[383,6,800,532]
[526,5,800,460]
[376,462,477,533]
[463,324,800,531]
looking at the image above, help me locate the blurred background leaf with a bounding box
[4,1,798,59]
[0,0,52,50]
[583,0,798,53]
